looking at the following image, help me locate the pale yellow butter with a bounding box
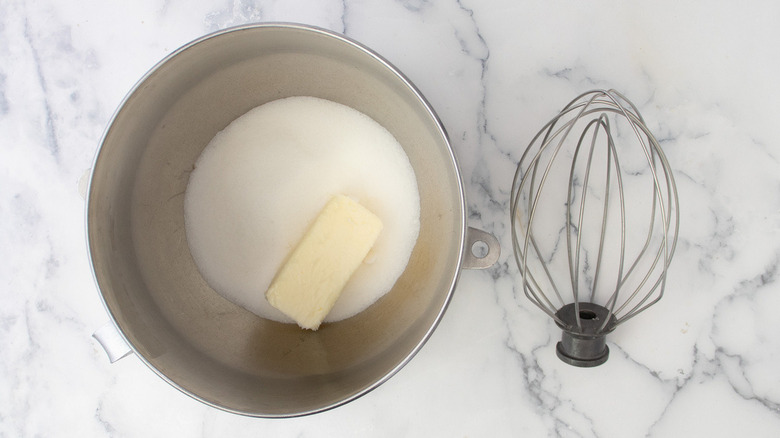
[265,195,383,330]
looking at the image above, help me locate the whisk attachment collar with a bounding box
[554,303,617,367]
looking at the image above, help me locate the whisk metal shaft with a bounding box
[511,89,679,367]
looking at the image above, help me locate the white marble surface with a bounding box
[2,0,780,436]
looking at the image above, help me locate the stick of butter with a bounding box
[265,195,383,330]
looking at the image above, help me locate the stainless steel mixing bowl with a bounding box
[87,23,498,417]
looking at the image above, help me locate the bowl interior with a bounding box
[88,24,464,416]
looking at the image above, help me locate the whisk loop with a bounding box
[511,89,679,367]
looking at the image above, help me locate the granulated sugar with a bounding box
[184,96,420,324]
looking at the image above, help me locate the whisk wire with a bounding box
[609,132,679,323]
[512,103,602,324]
[571,114,628,333]
[567,116,608,331]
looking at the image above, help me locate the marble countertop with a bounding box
[3,0,780,436]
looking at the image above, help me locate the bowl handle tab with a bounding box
[93,322,133,363]
[462,227,500,270]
